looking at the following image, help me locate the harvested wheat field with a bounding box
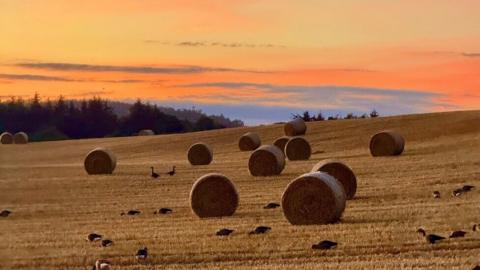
[1,111,480,270]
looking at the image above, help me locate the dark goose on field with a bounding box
[216,228,234,236]
[312,240,337,250]
[249,226,271,235]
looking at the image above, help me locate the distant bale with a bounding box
[138,129,155,136]
[190,173,239,218]
[311,160,357,199]
[188,143,213,165]
[248,145,285,176]
[0,132,13,144]
[273,136,290,154]
[369,131,405,156]
[282,172,346,225]
[238,132,261,151]
[84,148,117,175]
[284,118,307,136]
[13,132,28,144]
[285,136,311,160]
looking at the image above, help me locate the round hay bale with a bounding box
[190,173,239,218]
[273,136,290,154]
[282,172,346,225]
[284,118,307,136]
[187,143,213,165]
[13,132,28,144]
[0,132,13,144]
[248,145,285,176]
[311,159,357,199]
[285,136,311,160]
[238,132,261,151]
[369,131,405,156]
[84,148,117,175]
[138,129,155,136]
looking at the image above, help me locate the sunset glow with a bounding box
[1,0,479,123]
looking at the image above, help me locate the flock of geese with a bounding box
[1,150,479,269]
[1,163,478,269]
[416,184,478,247]
[80,165,291,269]
[150,165,176,179]
[432,184,475,198]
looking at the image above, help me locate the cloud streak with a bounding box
[462,52,480,58]
[146,40,285,48]
[0,73,147,83]
[17,62,267,74]
[68,90,114,97]
[0,73,77,82]
[98,79,145,83]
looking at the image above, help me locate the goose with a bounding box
[473,224,478,232]
[92,259,111,270]
[136,247,148,261]
[263,202,280,209]
[452,188,463,197]
[426,234,445,244]
[416,228,426,237]
[158,208,172,214]
[101,239,113,247]
[167,166,176,176]
[127,210,141,215]
[150,167,159,179]
[249,226,271,235]
[449,230,467,238]
[216,228,234,236]
[0,210,11,217]
[312,240,337,250]
[462,185,475,192]
[87,233,102,242]
[432,191,441,199]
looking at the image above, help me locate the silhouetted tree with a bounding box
[314,112,325,121]
[344,113,357,119]
[302,111,312,121]
[194,116,218,131]
[82,97,117,138]
[370,109,379,118]
[327,114,340,121]
[119,100,185,135]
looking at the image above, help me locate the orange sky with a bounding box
[1,0,479,122]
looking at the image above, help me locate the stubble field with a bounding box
[1,110,480,269]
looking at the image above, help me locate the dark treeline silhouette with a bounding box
[292,109,379,122]
[0,94,237,142]
[104,101,244,128]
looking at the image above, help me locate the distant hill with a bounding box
[106,100,244,128]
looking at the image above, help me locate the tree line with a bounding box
[0,94,229,142]
[291,110,379,121]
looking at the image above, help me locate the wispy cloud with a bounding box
[17,62,267,74]
[0,73,147,83]
[0,73,77,82]
[462,52,480,58]
[145,40,285,48]
[68,90,114,97]
[98,79,145,83]
[413,50,480,58]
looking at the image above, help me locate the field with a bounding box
[1,110,480,270]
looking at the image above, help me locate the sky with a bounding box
[1,0,479,124]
